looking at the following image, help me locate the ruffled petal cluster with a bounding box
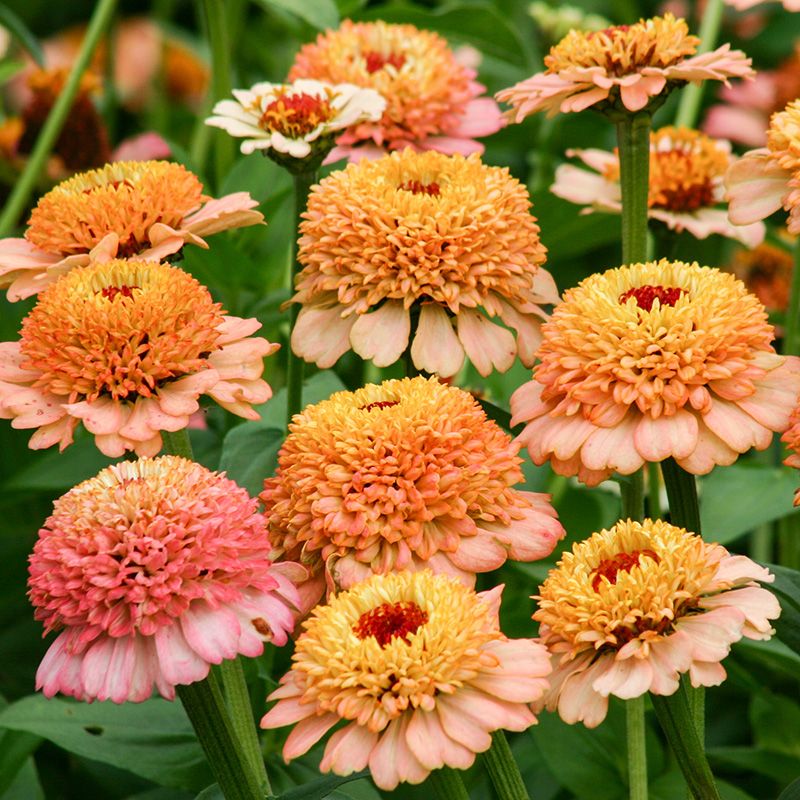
[511,259,800,486]
[535,518,780,727]
[0,160,263,301]
[206,79,385,158]
[291,149,556,377]
[552,126,764,246]
[29,457,303,703]
[497,14,753,119]
[727,99,800,234]
[288,20,504,159]
[260,377,563,610]
[261,570,551,789]
[0,259,278,456]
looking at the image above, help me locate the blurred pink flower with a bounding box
[724,0,800,10]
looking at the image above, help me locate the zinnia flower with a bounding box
[728,242,794,314]
[0,160,263,301]
[260,377,564,610]
[206,79,385,164]
[534,518,780,728]
[0,258,278,457]
[727,99,800,235]
[260,570,551,790]
[511,259,800,486]
[551,126,764,246]
[288,20,504,160]
[29,456,303,703]
[291,149,556,377]
[496,13,754,119]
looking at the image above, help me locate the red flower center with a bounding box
[591,549,660,591]
[100,285,138,301]
[619,284,686,311]
[260,92,334,138]
[399,180,441,196]
[353,601,429,646]
[364,51,406,74]
[360,400,400,412]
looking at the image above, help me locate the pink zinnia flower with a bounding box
[724,0,800,10]
[551,126,764,246]
[535,518,780,728]
[0,160,263,301]
[0,258,278,457]
[496,13,753,119]
[260,377,564,611]
[512,259,800,486]
[261,570,551,790]
[726,99,800,235]
[29,456,304,703]
[288,20,503,161]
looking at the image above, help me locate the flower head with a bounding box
[288,20,504,160]
[29,456,303,703]
[0,160,263,301]
[496,13,753,119]
[552,126,764,246]
[261,570,550,789]
[535,518,780,727]
[206,79,385,167]
[0,258,278,456]
[728,242,794,314]
[291,149,556,377]
[260,377,563,610]
[511,259,800,486]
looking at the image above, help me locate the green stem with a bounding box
[177,675,265,800]
[674,0,725,130]
[426,767,471,800]
[286,171,317,428]
[626,696,648,800]
[620,470,645,523]
[0,0,118,236]
[161,429,194,460]
[480,730,530,800]
[647,462,662,519]
[616,112,652,266]
[784,237,800,356]
[201,0,235,187]
[650,681,721,800]
[218,659,270,793]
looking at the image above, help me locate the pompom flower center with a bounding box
[545,14,698,76]
[360,400,400,411]
[353,601,429,646]
[591,548,659,591]
[26,160,204,256]
[399,179,441,196]
[260,91,335,138]
[766,99,800,172]
[619,284,686,311]
[365,51,406,73]
[19,259,223,403]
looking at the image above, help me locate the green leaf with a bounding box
[275,771,370,800]
[708,746,800,785]
[195,783,223,799]
[250,0,339,30]
[700,466,800,544]
[0,6,44,66]
[0,757,43,800]
[0,696,212,792]
[750,690,800,759]
[779,777,800,800]
[764,563,800,655]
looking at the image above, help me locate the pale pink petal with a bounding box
[451,97,504,138]
[580,413,644,474]
[283,713,340,761]
[700,586,780,639]
[261,696,318,728]
[510,380,548,425]
[633,409,699,462]
[551,164,620,211]
[369,717,429,789]
[689,660,727,687]
[555,656,611,728]
[181,193,265,237]
[726,150,790,225]
[349,301,410,367]
[676,423,739,474]
[449,530,508,571]
[703,105,769,148]
[411,303,465,377]
[701,400,773,452]
[591,655,653,699]
[677,607,745,662]
[153,624,210,686]
[496,299,543,367]
[320,723,378,775]
[179,602,242,663]
[112,132,172,162]
[417,136,485,156]
[292,305,356,368]
[457,307,517,376]
[406,709,474,771]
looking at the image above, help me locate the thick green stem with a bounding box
[480,730,530,800]
[616,113,652,266]
[426,767,471,800]
[161,429,194,460]
[177,675,265,800]
[674,0,725,130]
[0,0,118,236]
[784,238,800,356]
[650,682,721,800]
[201,0,235,187]
[647,462,662,519]
[626,697,648,800]
[620,470,645,523]
[286,171,317,428]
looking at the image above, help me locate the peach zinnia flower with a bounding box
[728,242,794,315]
[0,160,263,301]
[511,259,800,486]
[29,456,303,703]
[291,149,556,377]
[727,99,800,235]
[535,518,780,728]
[260,377,564,610]
[496,13,754,118]
[288,20,504,160]
[261,570,550,790]
[551,126,764,246]
[0,259,278,457]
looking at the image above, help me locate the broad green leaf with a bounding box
[750,690,800,759]
[0,6,44,65]
[708,746,800,785]
[779,777,800,800]
[0,758,43,800]
[764,563,800,656]
[276,771,370,800]
[0,696,211,792]
[700,466,800,544]
[250,0,339,30]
